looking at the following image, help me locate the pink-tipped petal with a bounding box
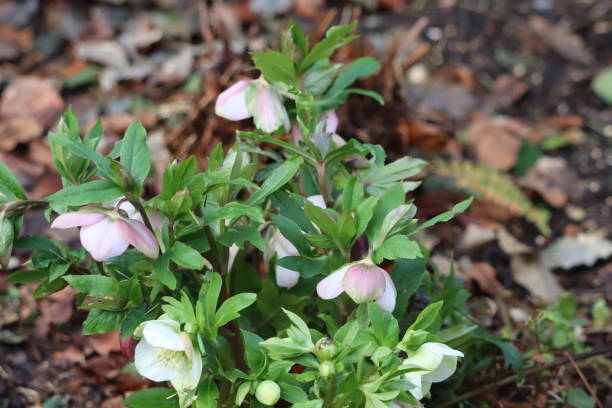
[115,218,159,259]
[51,212,106,229]
[275,265,300,289]
[80,218,129,261]
[322,110,339,134]
[291,123,303,143]
[376,268,397,312]
[316,264,351,300]
[215,80,252,121]
[343,264,386,304]
[247,81,289,133]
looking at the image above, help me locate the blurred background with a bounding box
[0,0,611,407]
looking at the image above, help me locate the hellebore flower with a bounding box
[215,78,289,133]
[134,320,202,393]
[401,342,464,400]
[269,194,326,288]
[255,380,281,406]
[316,258,397,312]
[51,209,159,261]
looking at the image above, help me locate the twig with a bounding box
[564,351,605,408]
[434,346,612,408]
[197,0,214,45]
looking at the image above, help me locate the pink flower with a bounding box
[51,210,159,261]
[316,259,397,311]
[292,110,338,142]
[215,78,289,133]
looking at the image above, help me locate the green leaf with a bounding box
[46,179,123,210]
[407,197,474,236]
[202,202,264,225]
[246,156,302,206]
[6,268,48,283]
[408,301,443,331]
[514,142,541,177]
[48,132,116,181]
[120,121,151,185]
[242,330,267,374]
[82,308,128,335]
[373,235,421,263]
[252,50,297,86]
[300,24,357,72]
[124,388,178,408]
[392,257,426,318]
[327,57,381,95]
[153,253,176,290]
[565,387,596,408]
[277,256,327,278]
[592,65,612,105]
[196,376,219,408]
[214,293,257,329]
[270,214,312,256]
[280,383,308,403]
[303,60,342,96]
[0,161,27,200]
[63,275,117,296]
[368,302,399,347]
[361,157,426,194]
[171,241,205,270]
[197,272,222,332]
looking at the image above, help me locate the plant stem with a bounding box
[127,197,155,233]
[316,162,332,207]
[322,375,337,408]
[433,346,612,408]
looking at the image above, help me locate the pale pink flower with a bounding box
[51,210,159,261]
[270,194,326,288]
[316,259,397,311]
[215,78,289,133]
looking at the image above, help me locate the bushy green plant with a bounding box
[0,22,486,407]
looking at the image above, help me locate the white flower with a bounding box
[134,320,202,392]
[401,342,464,400]
[270,195,326,288]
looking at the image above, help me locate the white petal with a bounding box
[80,218,129,261]
[376,269,397,312]
[115,218,159,259]
[215,80,252,121]
[403,342,445,372]
[134,339,183,382]
[247,81,288,133]
[51,212,106,229]
[275,265,300,288]
[322,110,338,134]
[171,348,202,392]
[428,354,460,383]
[273,231,298,258]
[316,264,351,300]
[306,194,326,209]
[404,371,425,400]
[227,244,239,272]
[143,320,184,351]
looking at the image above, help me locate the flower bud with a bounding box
[314,337,339,361]
[255,380,281,406]
[318,361,335,377]
[120,336,137,359]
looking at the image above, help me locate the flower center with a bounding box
[156,348,187,372]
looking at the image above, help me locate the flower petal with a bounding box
[316,263,351,300]
[429,353,459,383]
[215,80,252,121]
[404,371,426,401]
[115,218,159,259]
[80,218,129,261]
[142,320,184,351]
[403,342,445,372]
[275,265,300,289]
[272,231,298,258]
[321,110,338,134]
[343,264,386,304]
[135,338,184,382]
[246,81,288,133]
[51,212,106,229]
[376,268,397,312]
[306,194,326,209]
[171,347,202,392]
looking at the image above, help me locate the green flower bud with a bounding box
[255,380,280,406]
[314,337,339,361]
[318,361,335,377]
[0,217,14,269]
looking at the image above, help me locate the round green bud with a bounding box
[255,380,280,406]
[318,361,335,377]
[0,217,14,269]
[314,337,339,361]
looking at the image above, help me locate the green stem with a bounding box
[127,197,155,233]
[322,374,337,408]
[316,162,332,207]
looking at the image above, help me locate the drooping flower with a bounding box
[401,342,464,400]
[215,78,289,133]
[269,194,326,288]
[316,258,397,311]
[51,209,159,261]
[134,320,202,393]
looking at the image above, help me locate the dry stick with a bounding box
[564,351,605,408]
[434,346,612,408]
[197,0,214,45]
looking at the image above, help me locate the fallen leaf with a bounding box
[511,253,563,303]
[466,262,507,296]
[0,118,43,151]
[485,74,529,111]
[86,330,120,357]
[529,15,593,64]
[51,346,85,367]
[74,41,129,68]
[542,233,612,270]
[496,228,532,255]
[465,116,527,171]
[460,223,496,251]
[520,156,578,207]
